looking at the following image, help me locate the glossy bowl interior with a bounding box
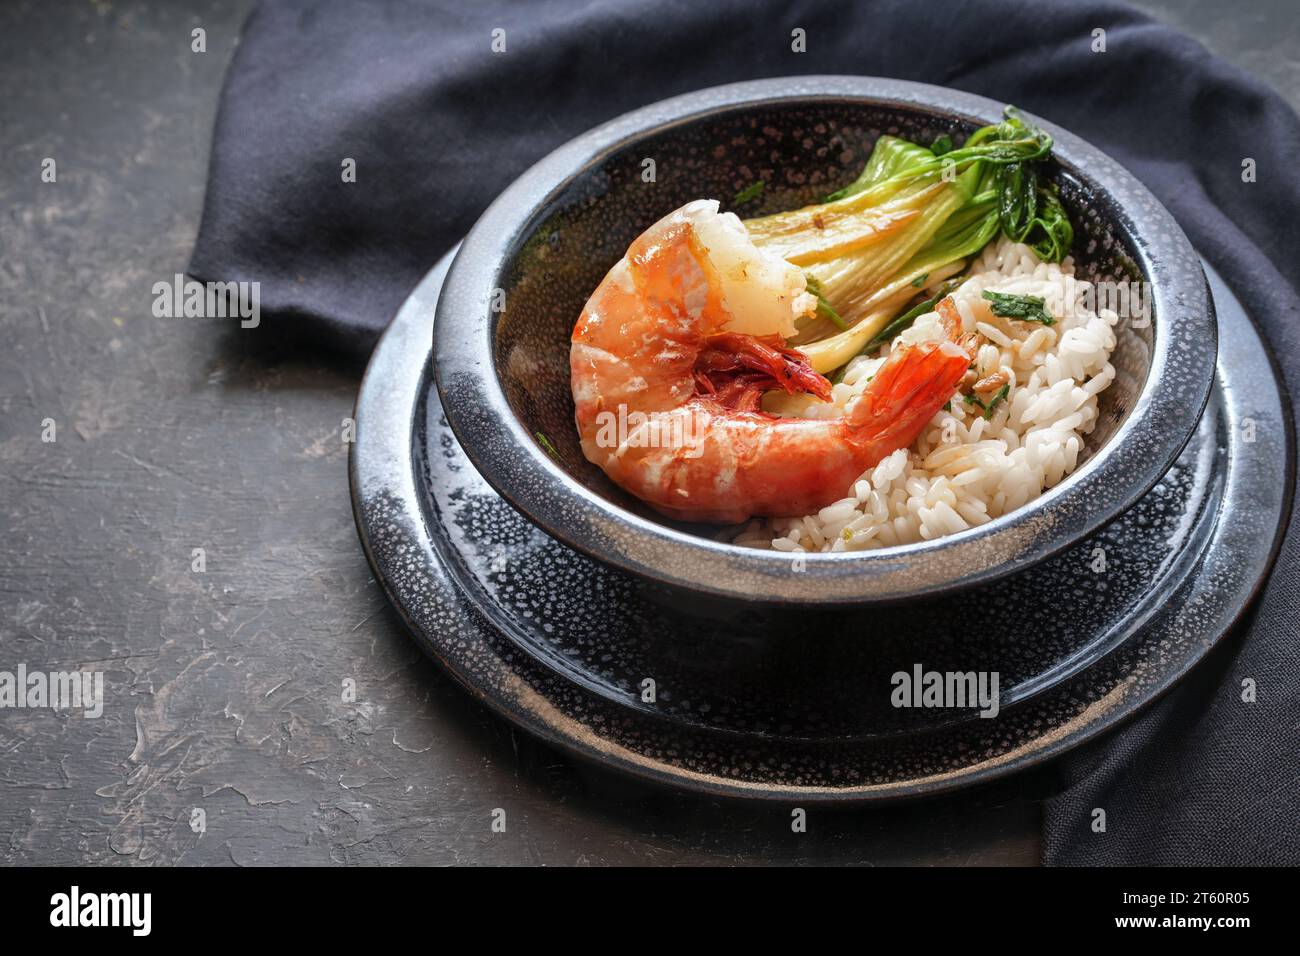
[434,77,1215,604]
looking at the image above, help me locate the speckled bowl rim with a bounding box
[434,76,1216,605]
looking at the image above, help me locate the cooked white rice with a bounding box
[732,237,1120,552]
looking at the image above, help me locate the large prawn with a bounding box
[570,200,972,524]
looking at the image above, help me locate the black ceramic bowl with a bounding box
[434,77,1215,604]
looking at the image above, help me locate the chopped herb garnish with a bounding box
[863,281,958,352]
[535,431,560,458]
[983,383,1010,419]
[911,272,929,288]
[805,274,847,331]
[963,393,985,409]
[930,134,953,156]
[942,400,952,412]
[732,180,765,206]
[982,289,1055,325]
[815,297,845,329]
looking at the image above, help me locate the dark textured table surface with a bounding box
[2,0,1296,866]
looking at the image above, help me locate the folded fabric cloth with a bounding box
[190,0,1300,863]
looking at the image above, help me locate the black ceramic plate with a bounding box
[350,254,1290,802]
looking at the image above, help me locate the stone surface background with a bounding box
[1,0,1295,865]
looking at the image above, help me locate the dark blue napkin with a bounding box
[190,0,1300,864]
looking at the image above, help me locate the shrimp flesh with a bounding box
[570,200,972,524]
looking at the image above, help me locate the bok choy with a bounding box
[742,107,1074,375]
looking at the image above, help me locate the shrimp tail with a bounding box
[694,332,831,412]
[848,297,971,448]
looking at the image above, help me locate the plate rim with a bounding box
[351,253,1292,804]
